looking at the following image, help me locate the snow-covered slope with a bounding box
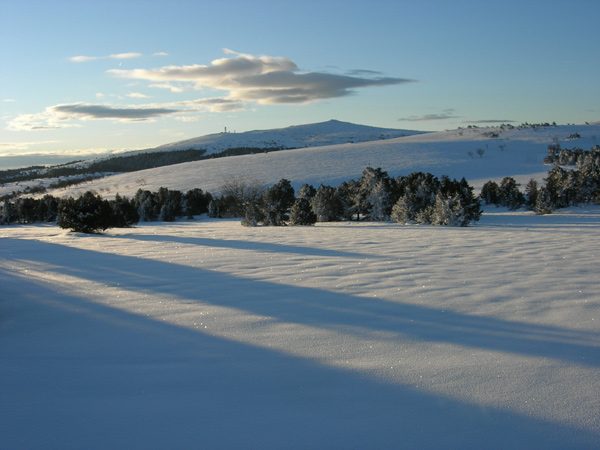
[53,123,600,198]
[152,119,423,154]
[1,209,599,449]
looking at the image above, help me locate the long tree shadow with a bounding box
[1,267,598,450]
[4,237,600,369]
[115,232,378,259]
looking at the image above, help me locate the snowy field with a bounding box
[1,208,599,449]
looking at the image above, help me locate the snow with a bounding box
[50,123,600,198]
[1,208,599,449]
[152,119,423,154]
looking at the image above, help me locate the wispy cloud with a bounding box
[7,96,244,131]
[178,97,244,112]
[399,110,461,122]
[153,51,169,57]
[2,98,16,103]
[126,92,151,99]
[69,52,143,63]
[53,103,175,119]
[149,82,185,93]
[108,49,414,104]
[7,103,178,130]
[465,119,516,124]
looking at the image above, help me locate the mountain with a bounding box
[152,119,424,154]
[51,123,600,199]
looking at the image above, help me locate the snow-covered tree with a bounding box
[311,185,343,222]
[289,198,317,225]
[262,179,295,226]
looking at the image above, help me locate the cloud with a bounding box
[346,69,383,76]
[7,103,178,130]
[6,96,244,131]
[110,52,142,60]
[69,52,142,63]
[399,111,461,122]
[3,98,16,103]
[108,49,413,104]
[149,82,185,93]
[52,103,176,120]
[126,92,150,99]
[465,119,516,124]
[153,51,169,57]
[178,97,244,112]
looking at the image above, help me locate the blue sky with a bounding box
[1,0,599,160]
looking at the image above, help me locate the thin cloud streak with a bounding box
[69,52,143,63]
[466,119,516,124]
[399,113,461,122]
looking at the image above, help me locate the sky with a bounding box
[1,0,599,165]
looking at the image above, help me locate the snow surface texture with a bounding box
[1,208,599,449]
[52,124,600,199]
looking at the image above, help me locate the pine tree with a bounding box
[289,198,317,225]
[524,179,539,209]
[534,186,554,215]
[111,194,139,227]
[58,191,114,233]
[262,179,295,226]
[241,201,264,226]
[311,185,343,222]
[297,184,316,200]
[480,180,500,205]
[391,196,412,224]
[367,180,391,221]
[499,177,525,209]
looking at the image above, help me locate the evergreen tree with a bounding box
[158,189,183,222]
[110,194,139,227]
[1,199,17,224]
[241,201,264,227]
[390,196,411,224]
[357,167,392,219]
[480,180,501,205]
[289,198,317,225]
[208,199,220,218]
[534,186,554,215]
[311,185,343,222]
[367,180,391,221]
[335,180,360,221]
[58,191,114,233]
[524,179,539,209]
[184,188,212,217]
[262,179,295,226]
[499,177,525,209]
[297,184,316,200]
[134,189,158,221]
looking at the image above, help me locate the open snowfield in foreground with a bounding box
[1,209,600,449]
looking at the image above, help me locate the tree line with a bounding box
[481,145,600,214]
[3,145,599,233]
[208,167,482,228]
[0,167,481,232]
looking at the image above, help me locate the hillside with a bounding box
[52,123,600,198]
[152,119,424,154]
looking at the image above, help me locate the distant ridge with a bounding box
[153,119,424,154]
